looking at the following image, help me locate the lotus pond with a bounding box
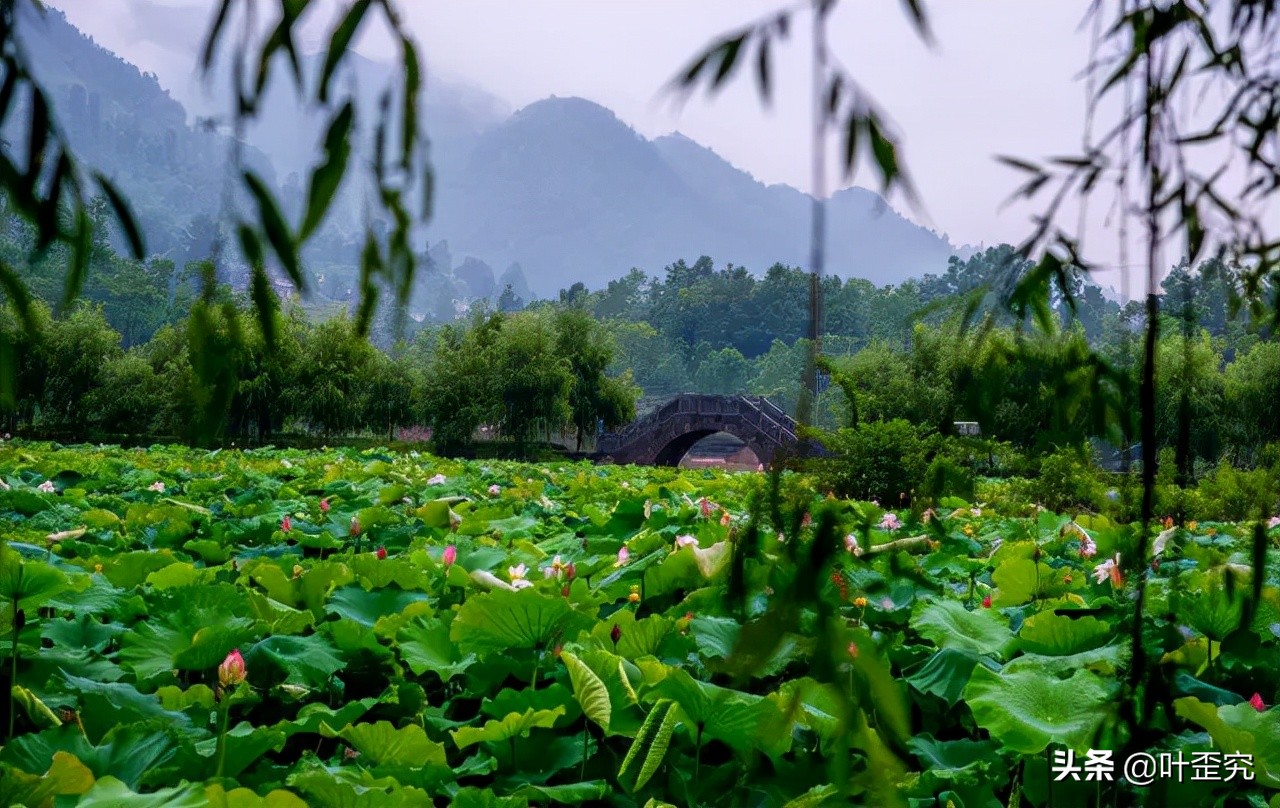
[0,442,1277,807]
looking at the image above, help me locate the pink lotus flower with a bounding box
[981,595,993,608]
[880,597,894,610]
[218,649,246,687]
[375,547,387,560]
[756,464,765,472]
[564,562,577,580]
[1268,516,1280,529]
[320,499,331,513]
[1079,533,1097,559]
[879,512,902,531]
[148,481,165,493]
[674,534,697,550]
[720,511,731,526]
[1250,692,1266,711]
[427,474,446,485]
[844,534,861,554]
[1093,553,1123,587]
[37,480,55,493]
[542,555,568,579]
[488,484,501,496]
[615,546,630,567]
[281,515,292,533]
[442,545,457,567]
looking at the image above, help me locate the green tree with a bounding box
[1223,341,1280,464]
[292,314,379,437]
[40,304,121,431]
[554,308,638,450]
[693,346,751,395]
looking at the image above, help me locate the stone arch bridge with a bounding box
[594,394,804,467]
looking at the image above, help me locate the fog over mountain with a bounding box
[24,6,967,308]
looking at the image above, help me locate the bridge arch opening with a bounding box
[662,430,762,470]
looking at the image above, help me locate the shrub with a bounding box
[1032,445,1104,514]
[814,419,930,505]
[919,454,975,503]
[1196,459,1280,522]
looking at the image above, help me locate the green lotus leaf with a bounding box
[282,699,380,739]
[963,665,1112,754]
[590,611,673,658]
[651,668,773,755]
[451,589,594,655]
[244,634,345,688]
[904,648,983,706]
[324,585,432,628]
[203,783,309,808]
[913,598,1017,659]
[449,787,530,808]
[1174,697,1280,787]
[562,651,612,732]
[991,556,1061,606]
[397,615,476,681]
[0,550,69,608]
[59,673,194,742]
[513,781,611,804]
[287,768,432,808]
[70,776,206,808]
[1017,610,1112,656]
[194,722,287,778]
[0,750,96,806]
[450,707,566,750]
[0,722,178,790]
[321,720,447,768]
[1003,643,1127,677]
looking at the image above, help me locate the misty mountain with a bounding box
[20,8,962,307]
[431,96,960,296]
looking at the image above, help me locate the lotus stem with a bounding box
[214,699,230,779]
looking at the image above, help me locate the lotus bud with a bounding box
[442,545,457,567]
[218,649,246,688]
[376,546,387,560]
[610,623,622,646]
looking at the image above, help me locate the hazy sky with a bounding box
[51,1,1149,289]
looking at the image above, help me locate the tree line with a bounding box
[0,279,638,453]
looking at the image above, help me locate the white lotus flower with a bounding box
[427,474,446,485]
[149,481,165,493]
[508,563,533,590]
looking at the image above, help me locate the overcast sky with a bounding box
[52,1,1154,290]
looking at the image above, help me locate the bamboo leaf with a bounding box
[318,0,372,103]
[399,35,420,170]
[241,171,304,292]
[299,103,353,241]
[93,174,147,259]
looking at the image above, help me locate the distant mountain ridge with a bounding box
[430,96,962,295]
[21,8,964,304]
